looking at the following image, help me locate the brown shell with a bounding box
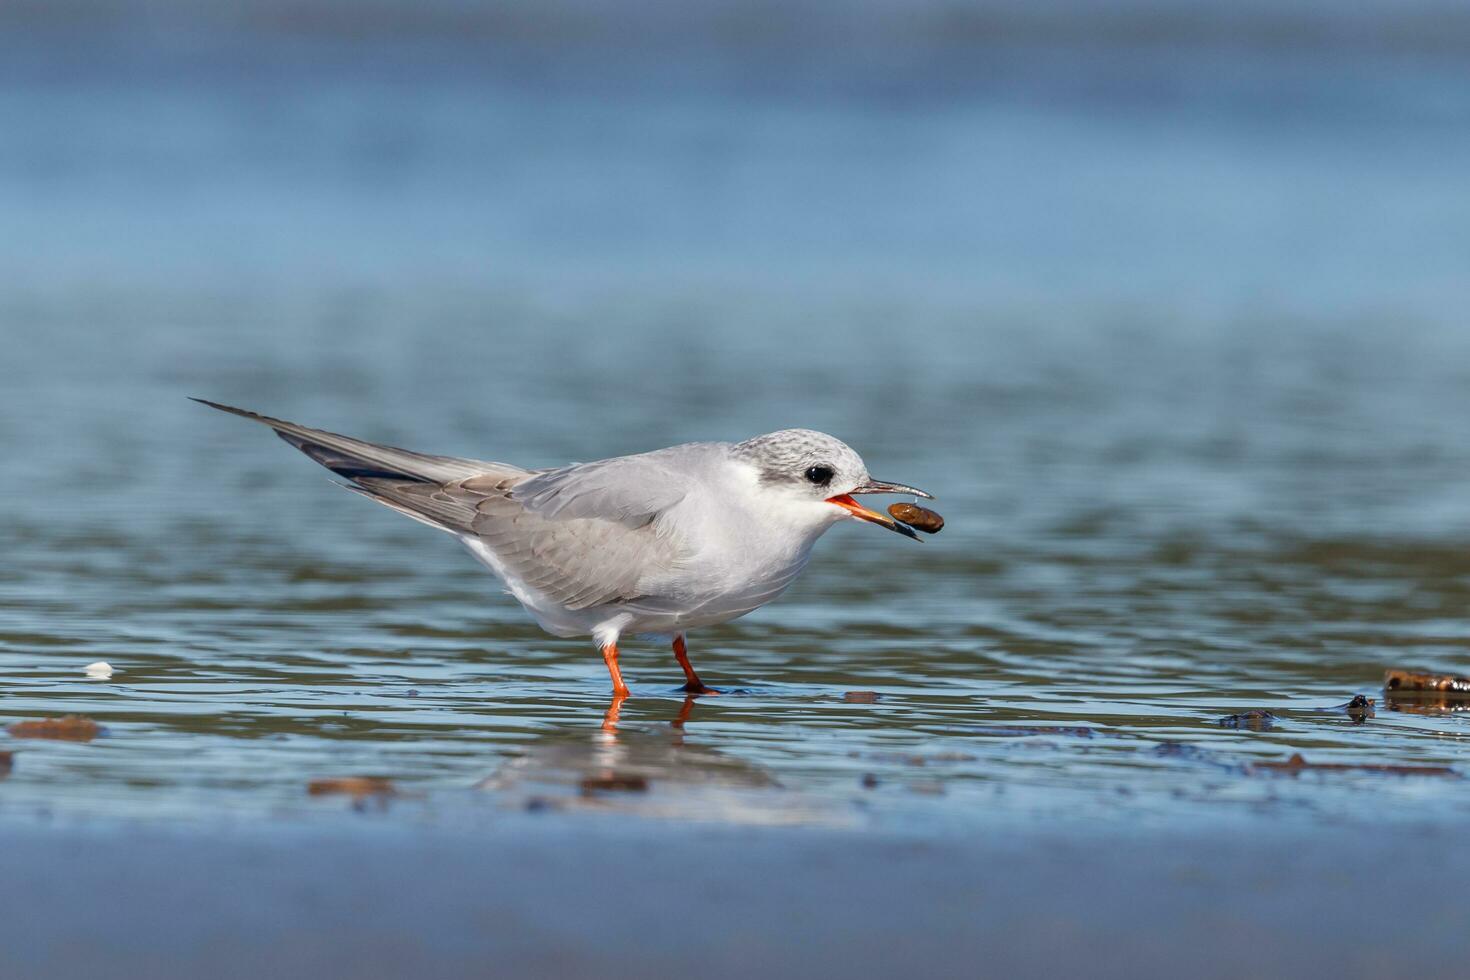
[6,715,103,742]
[887,503,944,534]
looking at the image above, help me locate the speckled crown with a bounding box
[732,429,868,488]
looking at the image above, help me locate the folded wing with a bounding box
[510,449,700,528]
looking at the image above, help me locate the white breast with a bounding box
[625,458,838,633]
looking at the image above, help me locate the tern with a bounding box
[195,400,932,697]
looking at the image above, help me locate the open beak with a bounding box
[827,491,924,540]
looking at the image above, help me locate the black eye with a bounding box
[804,464,835,485]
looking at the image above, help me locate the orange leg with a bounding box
[601,642,631,698]
[672,634,719,695]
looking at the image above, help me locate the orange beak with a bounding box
[826,494,920,540]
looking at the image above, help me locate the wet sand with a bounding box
[3,817,1467,979]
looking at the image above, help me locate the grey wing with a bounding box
[396,449,728,609]
[470,488,683,610]
[510,446,721,527]
[357,474,683,610]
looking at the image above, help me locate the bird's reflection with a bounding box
[478,693,842,826]
[600,692,698,736]
[600,691,628,734]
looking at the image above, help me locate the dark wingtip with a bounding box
[190,398,268,422]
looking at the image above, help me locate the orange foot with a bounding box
[672,635,721,696]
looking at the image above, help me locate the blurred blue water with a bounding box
[3,12,1469,312]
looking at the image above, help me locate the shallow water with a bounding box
[3,19,1470,835]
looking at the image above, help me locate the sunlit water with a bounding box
[3,24,1470,834]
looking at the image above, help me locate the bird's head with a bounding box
[731,429,932,540]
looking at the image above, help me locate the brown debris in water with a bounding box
[887,503,944,534]
[1384,669,1470,697]
[579,772,649,794]
[7,716,103,742]
[843,691,881,703]
[1219,710,1276,731]
[0,751,11,776]
[1251,753,1457,778]
[307,776,396,798]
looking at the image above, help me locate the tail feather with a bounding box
[192,399,528,520]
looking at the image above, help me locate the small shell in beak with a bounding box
[888,502,944,534]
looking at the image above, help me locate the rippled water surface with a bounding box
[3,24,1470,834]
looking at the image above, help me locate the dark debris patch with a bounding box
[843,691,881,703]
[579,773,649,795]
[1218,710,1276,731]
[0,750,11,777]
[1250,753,1458,779]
